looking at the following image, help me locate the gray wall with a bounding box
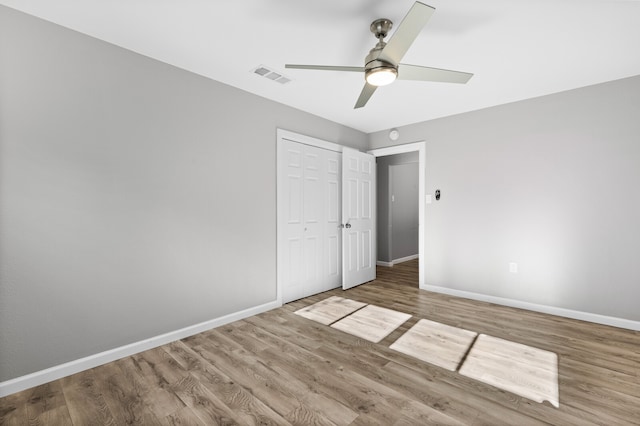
[390,163,419,261]
[0,6,366,382]
[370,75,640,322]
[376,153,419,263]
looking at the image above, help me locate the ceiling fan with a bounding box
[286,1,473,109]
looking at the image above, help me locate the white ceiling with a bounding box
[3,0,640,133]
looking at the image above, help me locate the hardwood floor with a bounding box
[2,259,639,425]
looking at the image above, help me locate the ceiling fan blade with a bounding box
[398,64,473,84]
[377,2,435,65]
[285,64,364,72]
[354,83,377,109]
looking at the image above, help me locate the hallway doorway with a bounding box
[369,142,425,289]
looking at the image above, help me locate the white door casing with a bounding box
[342,147,377,290]
[369,142,426,289]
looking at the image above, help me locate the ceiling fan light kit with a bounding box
[285,1,473,108]
[365,66,397,86]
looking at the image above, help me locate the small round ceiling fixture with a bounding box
[389,128,400,141]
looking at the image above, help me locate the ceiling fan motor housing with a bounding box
[365,49,395,71]
[364,49,396,87]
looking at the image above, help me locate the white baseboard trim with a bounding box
[393,254,418,265]
[422,285,640,331]
[0,299,281,397]
[377,254,418,268]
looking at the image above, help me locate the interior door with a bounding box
[279,138,342,303]
[342,147,376,289]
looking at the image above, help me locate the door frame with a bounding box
[368,142,426,289]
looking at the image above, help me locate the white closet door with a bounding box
[324,154,342,291]
[302,148,322,296]
[342,147,376,290]
[280,140,305,302]
[279,140,341,303]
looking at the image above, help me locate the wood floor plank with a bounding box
[171,375,242,425]
[136,346,191,386]
[389,318,478,371]
[188,332,316,418]
[0,392,28,425]
[391,400,468,426]
[93,370,163,425]
[330,304,412,343]
[166,340,292,425]
[196,327,359,424]
[560,357,639,398]
[265,316,550,424]
[189,367,291,426]
[60,369,118,426]
[379,361,536,426]
[459,333,560,408]
[159,406,207,426]
[2,259,639,425]
[197,340,356,425]
[1,381,73,426]
[1,382,74,426]
[259,345,398,418]
[249,312,391,371]
[115,354,185,420]
[294,295,366,325]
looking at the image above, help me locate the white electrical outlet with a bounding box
[509,262,518,273]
